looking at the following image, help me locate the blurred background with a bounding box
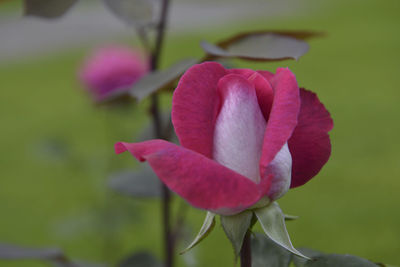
[0,0,399,266]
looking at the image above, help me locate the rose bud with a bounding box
[115,62,333,256]
[79,45,149,102]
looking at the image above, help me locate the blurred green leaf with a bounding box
[24,0,78,18]
[0,243,62,260]
[181,212,215,254]
[118,251,161,267]
[251,232,292,267]
[221,210,253,256]
[54,261,107,267]
[108,165,161,198]
[201,31,321,61]
[254,202,308,259]
[0,243,105,267]
[216,30,321,47]
[101,0,158,62]
[34,137,70,163]
[130,58,198,101]
[293,248,380,267]
[103,0,158,27]
[292,248,324,267]
[95,88,134,106]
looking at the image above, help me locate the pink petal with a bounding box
[229,69,274,120]
[257,70,275,83]
[259,68,300,186]
[79,46,149,101]
[172,62,226,158]
[213,74,266,184]
[288,88,333,188]
[228,68,257,78]
[115,140,271,215]
[248,72,274,120]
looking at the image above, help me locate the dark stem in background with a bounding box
[161,181,173,267]
[151,0,170,70]
[149,0,173,267]
[240,231,252,267]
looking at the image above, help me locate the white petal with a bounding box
[213,79,266,183]
[266,143,292,200]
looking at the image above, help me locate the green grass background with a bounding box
[1,0,399,266]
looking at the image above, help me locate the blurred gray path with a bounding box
[0,0,304,63]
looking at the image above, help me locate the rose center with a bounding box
[213,75,266,184]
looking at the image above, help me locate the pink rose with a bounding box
[79,46,149,102]
[116,62,333,215]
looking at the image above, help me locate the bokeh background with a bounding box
[1,0,399,266]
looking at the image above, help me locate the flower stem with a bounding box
[149,0,173,266]
[240,231,252,267]
[162,183,173,267]
[149,94,173,267]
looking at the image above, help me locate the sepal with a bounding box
[220,210,253,256]
[284,214,299,221]
[180,212,215,254]
[254,202,309,259]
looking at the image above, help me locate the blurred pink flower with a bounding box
[116,62,333,215]
[79,46,149,102]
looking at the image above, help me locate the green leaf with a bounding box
[292,248,380,267]
[251,233,292,267]
[201,33,313,61]
[216,30,321,48]
[118,251,161,267]
[103,0,158,27]
[180,212,215,254]
[33,137,70,163]
[24,0,78,18]
[54,261,107,267]
[95,88,134,106]
[130,58,198,101]
[221,210,253,256]
[254,202,309,259]
[292,248,324,267]
[0,243,63,260]
[0,243,105,267]
[284,214,299,221]
[108,165,161,198]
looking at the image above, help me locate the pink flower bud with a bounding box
[79,46,149,102]
[116,62,333,215]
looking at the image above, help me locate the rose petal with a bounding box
[172,62,226,158]
[228,68,256,78]
[228,69,274,121]
[115,140,271,215]
[248,73,274,120]
[213,74,266,183]
[288,88,333,188]
[259,68,300,183]
[80,46,148,101]
[265,143,292,200]
[257,70,275,83]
